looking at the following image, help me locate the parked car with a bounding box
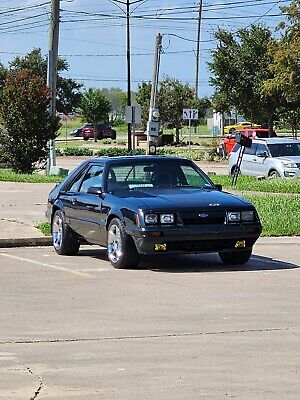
[224,121,260,135]
[218,128,276,157]
[47,156,262,268]
[70,125,84,137]
[82,123,116,141]
[229,138,300,178]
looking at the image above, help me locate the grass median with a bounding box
[211,175,300,194]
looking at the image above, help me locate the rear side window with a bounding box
[231,144,240,153]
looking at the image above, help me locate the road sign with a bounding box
[182,108,199,120]
[125,105,141,124]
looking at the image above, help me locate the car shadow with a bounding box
[77,248,299,273]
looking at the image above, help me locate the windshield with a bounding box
[268,142,300,157]
[106,160,213,191]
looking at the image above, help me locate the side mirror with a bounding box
[214,184,222,191]
[87,186,103,196]
[257,151,268,158]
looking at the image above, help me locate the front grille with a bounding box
[180,211,226,225]
[296,163,300,168]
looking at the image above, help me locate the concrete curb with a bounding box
[0,237,52,248]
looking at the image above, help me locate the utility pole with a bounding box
[146,33,162,155]
[126,0,132,150]
[47,0,60,173]
[195,0,203,99]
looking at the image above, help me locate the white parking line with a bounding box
[0,253,91,278]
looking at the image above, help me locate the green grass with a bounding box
[0,169,63,183]
[244,194,300,236]
[211,175,300,194]
[36,221,51,236]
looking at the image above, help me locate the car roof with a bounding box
[252,137,300,144]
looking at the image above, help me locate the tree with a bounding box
[100,88,127,122]
[157,77,198,143]
[209,25,279,132]
[135,82,152,130]
[263,1,300,108]
[0,71,60,173]
[9,48,82,114]
[0,63,7,91]
[79,89,112,125]
[135,77,209,143]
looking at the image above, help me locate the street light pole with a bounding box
[126,0,132,150]
[195,0,203,99]
[47,0,60,173]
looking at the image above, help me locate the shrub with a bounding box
[0,71,60,173]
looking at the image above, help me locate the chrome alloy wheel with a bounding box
[107,223,122,264]
[52,213,63,251]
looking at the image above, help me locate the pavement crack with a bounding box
[0,327,296,346]
[17,361,43,400]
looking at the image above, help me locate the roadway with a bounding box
[0,238,299,399]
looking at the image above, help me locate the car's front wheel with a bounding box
[218,248,252,265]
[107,218,140,268]
[52,209,80,255]
[269,170,280,178]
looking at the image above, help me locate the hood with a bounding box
[118,187,251,210]
[275,156,300,164]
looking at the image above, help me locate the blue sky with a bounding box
[0,0,291,97]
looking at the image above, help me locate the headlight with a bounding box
[160,214,175,224]
[282,162,297,168]
[227,211,241,222]
[241,211,254,221]
[145,214,158,224]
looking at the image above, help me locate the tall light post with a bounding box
[47,0,60,173]
[109,0,147,150]
[195,0,203,99]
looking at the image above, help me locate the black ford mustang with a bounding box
[46,156,262,268]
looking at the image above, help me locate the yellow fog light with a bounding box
[235,240,246,248]
[154,243,167,251]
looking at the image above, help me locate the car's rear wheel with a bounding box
[83,137,88,141]
[107,218,140,269]
[218,248,252,265]
[52,209,80,256]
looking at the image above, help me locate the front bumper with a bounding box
[128,223,262,255]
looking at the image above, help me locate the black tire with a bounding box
[107,218,140,269]
[269,170,280,178]
[219,248,252,265]
[52,209,80,256]
[83,137,88,141]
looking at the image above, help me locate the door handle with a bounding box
[71,197,77,205]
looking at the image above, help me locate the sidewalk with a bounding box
[0,181,54,247]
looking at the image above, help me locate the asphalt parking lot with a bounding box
[0,239,299,399]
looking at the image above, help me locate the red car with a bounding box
[218,128,276,156]
[82,123,117,141]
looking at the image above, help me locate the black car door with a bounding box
[70,164,107,245]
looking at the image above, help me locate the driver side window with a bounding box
[79,165,104,193]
